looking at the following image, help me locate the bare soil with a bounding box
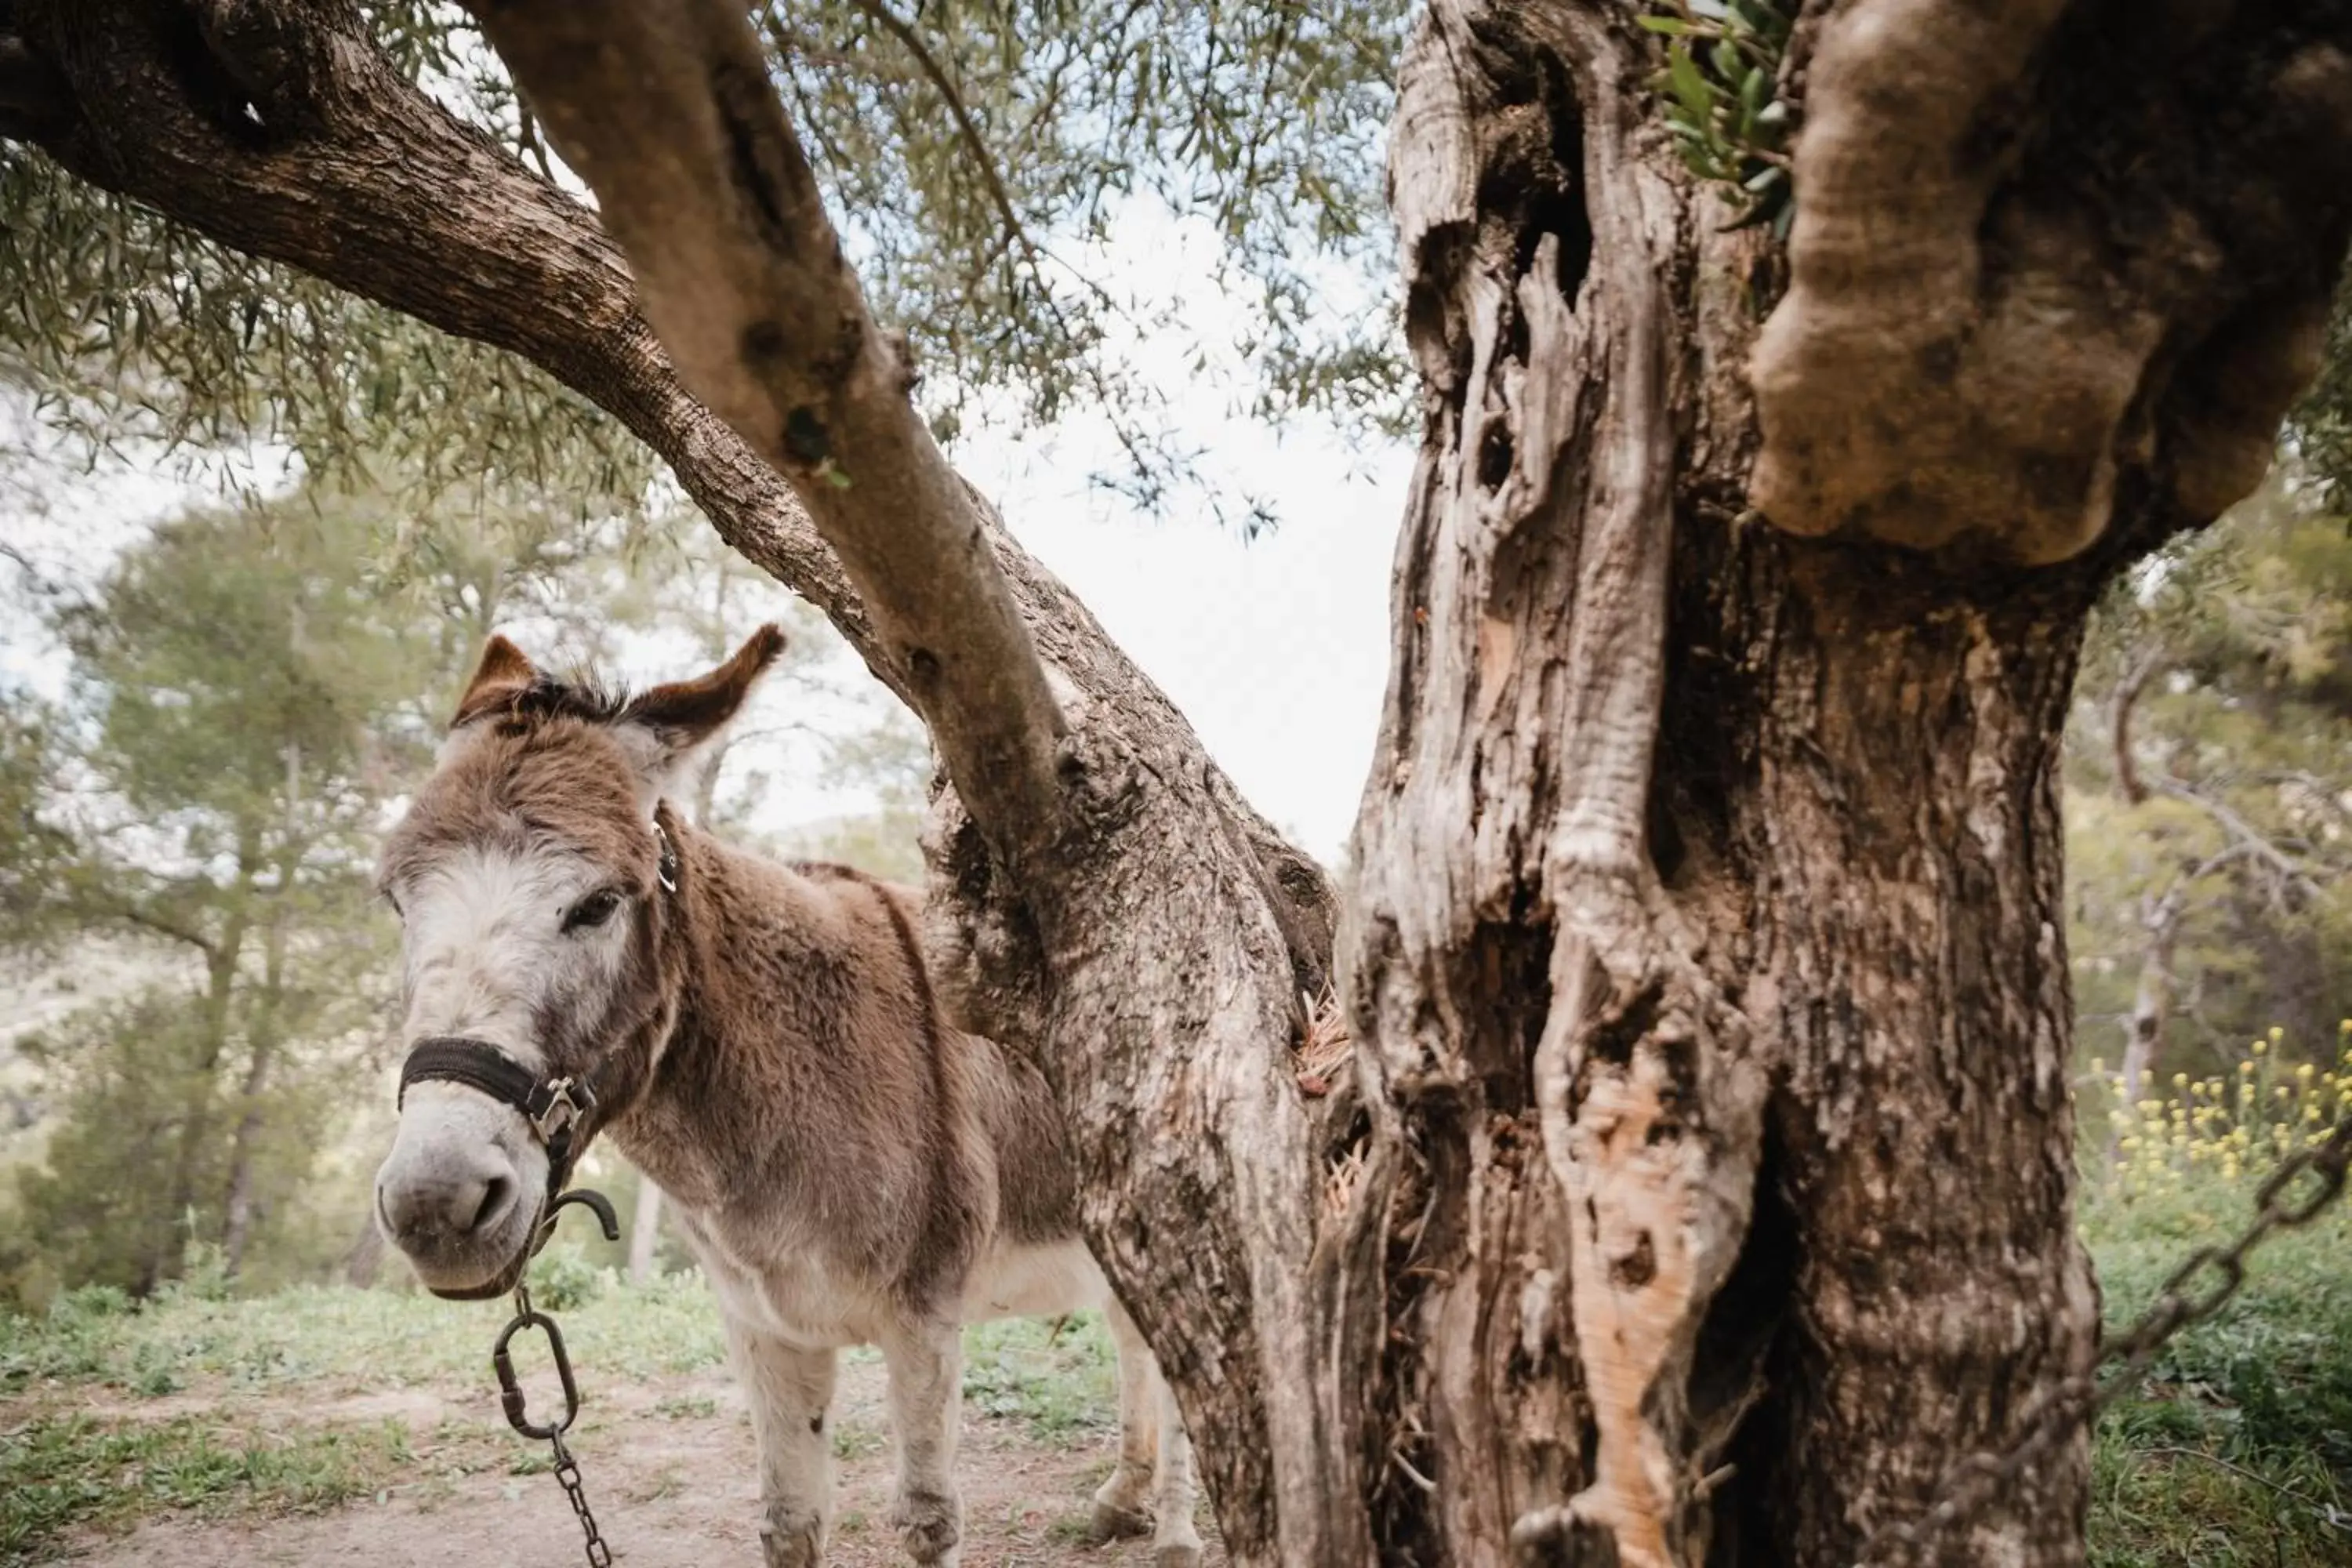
[57,1357,1226,1567]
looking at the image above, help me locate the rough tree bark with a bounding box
[1344,2,2352,1563]
[9,1,2352,1565]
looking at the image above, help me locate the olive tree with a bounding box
[5,1,2350,1563]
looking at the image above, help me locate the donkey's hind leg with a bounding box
[878,1316,966,1566]
[723,1317,839,1568]
[1091,1299,1158,1541]
[1148,1359,1204,1568]
[1097,1298,1202,1566]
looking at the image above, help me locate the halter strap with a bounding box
[399,1036,600,1199]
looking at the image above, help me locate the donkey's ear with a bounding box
[619,623,787,776]
[450,635,539,728]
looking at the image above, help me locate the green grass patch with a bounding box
[2085,1180,2352,1563]
[960,1312,1116,1446]
[0,1412,415,1565]
[8,1187,2340,1557]
[0,1269,727,1399]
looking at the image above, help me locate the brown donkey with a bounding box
[372,629,1200,1568]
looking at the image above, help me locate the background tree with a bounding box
[2,4,2350,1567]
[2,495,422,1297]
[2069,465,2352,1115]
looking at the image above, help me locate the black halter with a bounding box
[398,1037,600,1196]
[392,818,679,1299]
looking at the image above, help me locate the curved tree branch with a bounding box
[2111,646,2162,806]
[459,0,1069,866]
[3,0,1332,975]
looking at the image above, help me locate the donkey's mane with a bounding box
[492,670,633,728]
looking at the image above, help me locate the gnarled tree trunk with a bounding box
[1332,2,2350,1562]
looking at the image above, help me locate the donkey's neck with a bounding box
[600,815,848,1216]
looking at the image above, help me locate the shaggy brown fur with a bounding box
[374,630,1199,1568]
[382,670,1085,1313]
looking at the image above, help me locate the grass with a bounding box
[2080,1024,2352,1564]
[0,1265,728,1400]
[0,1265,1121,1562]
[0,1413,417,1564]
[959,1313,1117,1446]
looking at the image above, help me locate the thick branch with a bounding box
[459,0,1066,862]
[6,0,1335,983]
[2111,648,2161,805]
[0,28,72,140]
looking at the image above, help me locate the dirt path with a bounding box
[60,1358,1225,1567]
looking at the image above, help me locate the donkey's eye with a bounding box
[564,888,624,933]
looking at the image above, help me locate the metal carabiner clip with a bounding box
[492,1307,582,1440]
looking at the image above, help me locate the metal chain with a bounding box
[548,1427,614,1567]
[1857,1112,2352,1566]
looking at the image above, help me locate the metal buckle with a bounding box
[532,1077,589,1142]
[652,820,678,895]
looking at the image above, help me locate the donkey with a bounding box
[371,628,1201,1568]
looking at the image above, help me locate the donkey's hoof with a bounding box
[758,1508,825,1568]
[1087,1498,1152,1542]
[1152,1541,1205,1568]
[890,1487,963,1564]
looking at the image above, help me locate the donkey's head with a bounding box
[372,625,784,1297]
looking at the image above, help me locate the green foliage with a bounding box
[0,1412,416,1562]
[0,1,1410,512]
[755,0,1412,469]
[2083,1158,2352,1563]
[0,495,430,1303]
[524,1243,608,1313]
[0,145,658,511]
[1642,0,1795,234]
[2067,469,2352,1082]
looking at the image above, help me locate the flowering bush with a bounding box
[2089,1022,2352,1200]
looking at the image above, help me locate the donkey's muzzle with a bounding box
[377,1138,522,1249]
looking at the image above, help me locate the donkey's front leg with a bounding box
[877,1316,964,1566]
[723,1316,839,1568]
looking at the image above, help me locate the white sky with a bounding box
[0,205,1411,866]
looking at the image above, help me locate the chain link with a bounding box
[549,1428,614,1567]
[1857,1112,2352,1566]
